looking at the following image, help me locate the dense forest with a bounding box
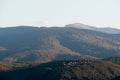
[103,56,120,65]
[0,59,120,80]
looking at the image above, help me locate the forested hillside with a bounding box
[0,26,120,63]
[103,56,120,65]
[0,60,120,80]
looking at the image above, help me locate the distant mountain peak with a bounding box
[69,23,87,27]
[65,23,93,30]
[65,23,120,34]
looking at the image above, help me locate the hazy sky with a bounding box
[0,0,120,28]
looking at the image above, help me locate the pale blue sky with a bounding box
[0,0,120,28]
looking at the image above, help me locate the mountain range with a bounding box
[65,23,120,34]
[0,23,120,64]
[0,23,120,80]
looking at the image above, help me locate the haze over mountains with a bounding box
[65,23,120,34]
[0,23,120,80]
[0,23,120,64]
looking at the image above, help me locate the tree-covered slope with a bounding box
[0,60,120,80]
[103,56,120,65]
[0,26,120,63]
